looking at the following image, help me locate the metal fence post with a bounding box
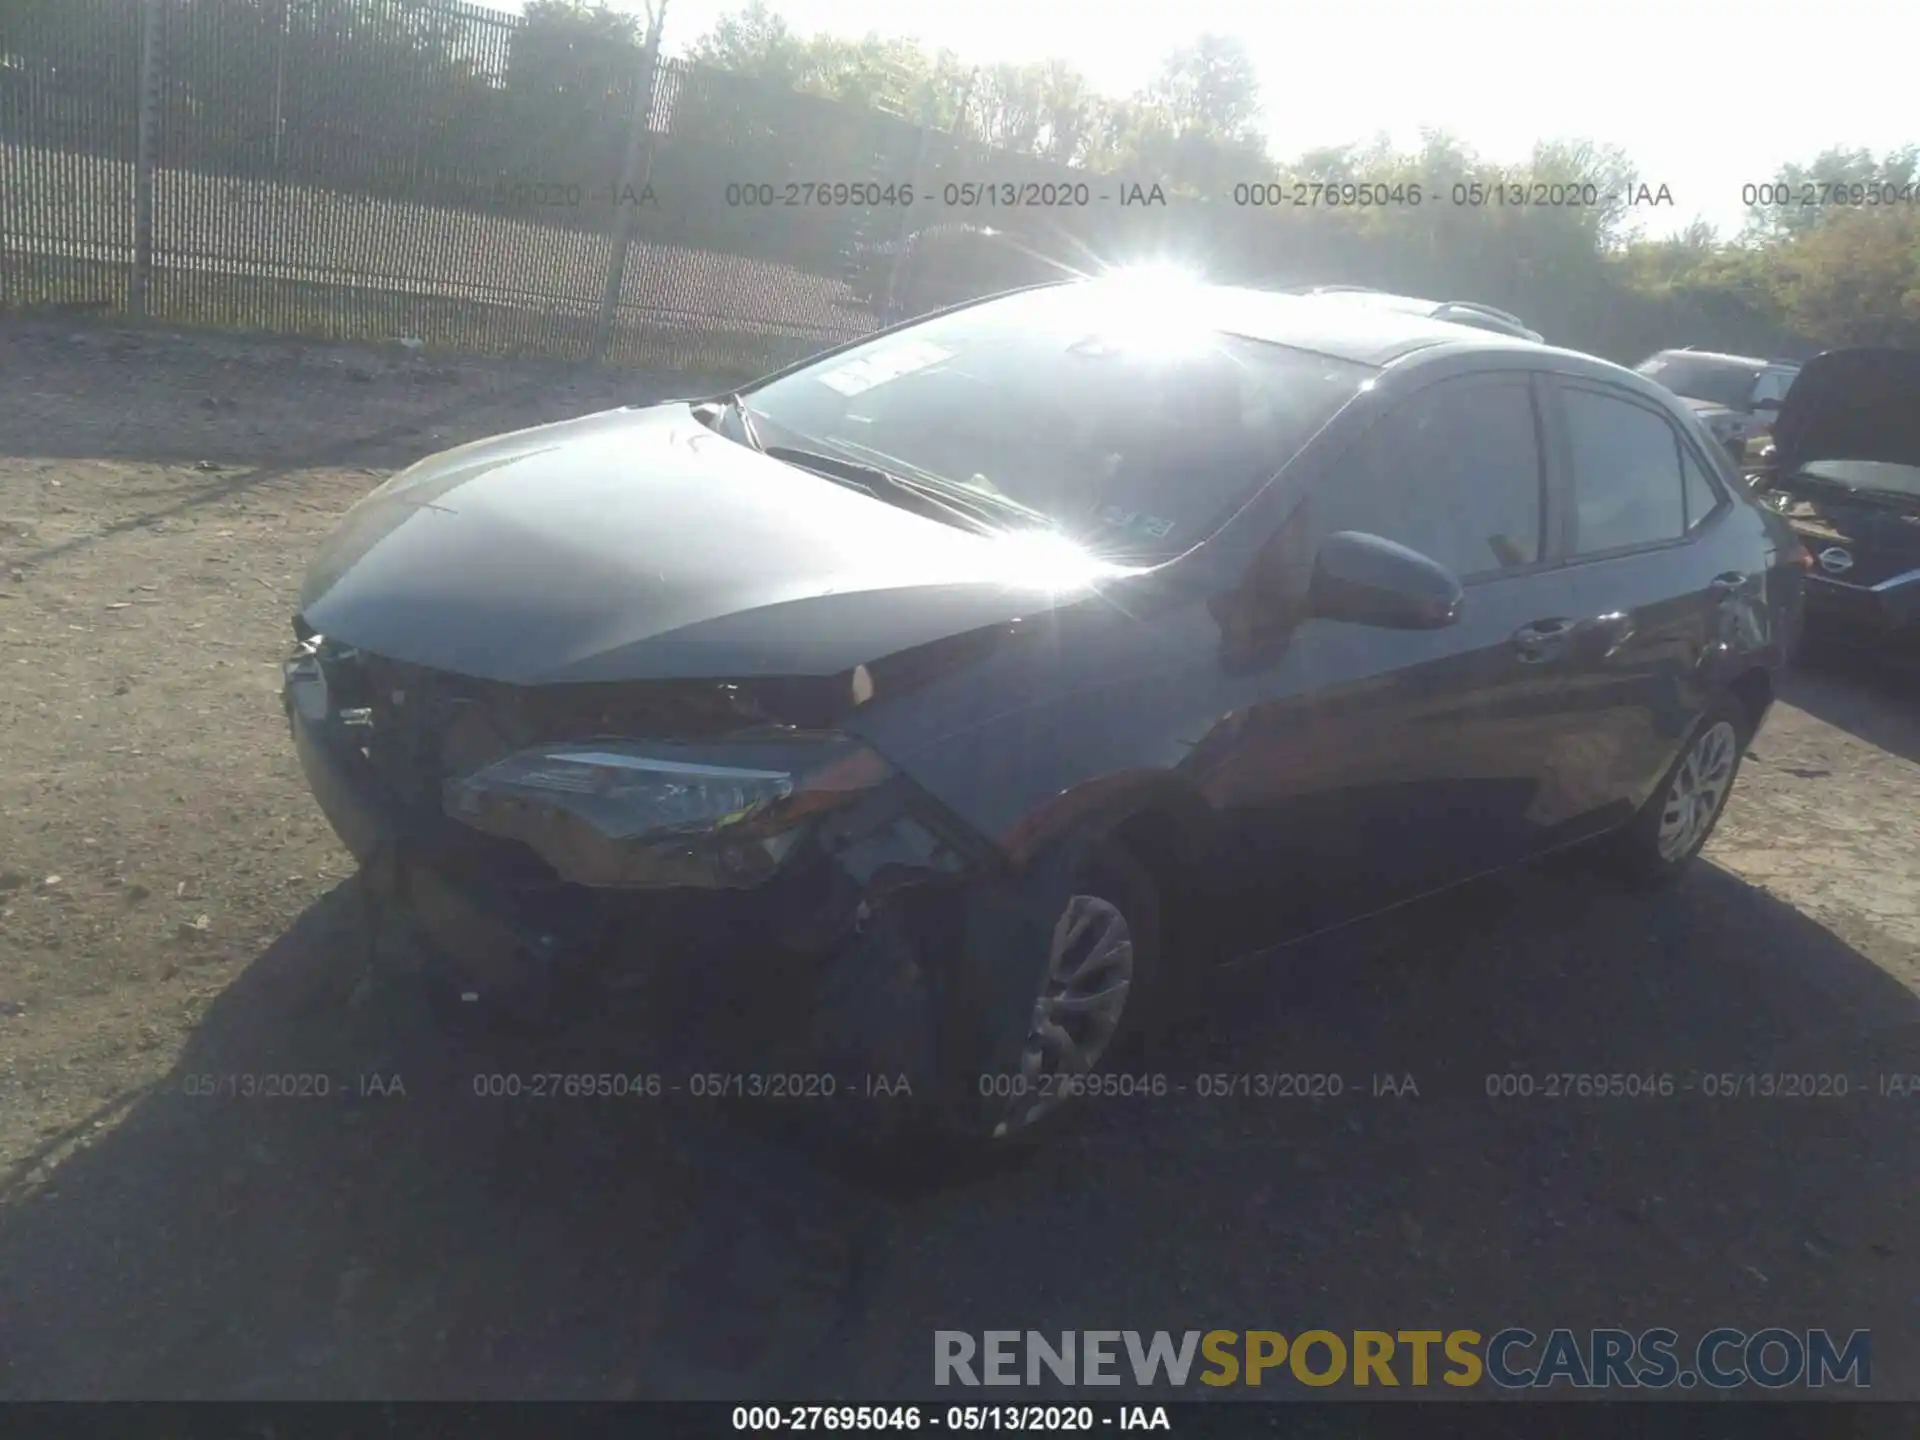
[131,0,164,320]
[880,122,931,324]
[880,67,975,323]
[595,5,666,362]
[271,0,291,171]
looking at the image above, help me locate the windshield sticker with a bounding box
[816,340,953,397]
[1094,504,1176,540]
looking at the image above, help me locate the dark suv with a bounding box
[1634,349,1801,461]
[1749,347,1920,665]
[845,222,1067,321]
[285,277,1804,1150]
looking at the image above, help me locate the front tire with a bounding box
[794,833,1161,1176]
[1603,695,1750,886]
[972,839,1162,1146]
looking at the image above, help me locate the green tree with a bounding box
[496,0,646,188]
[685,0,802,85]
[1146,34,1261,140]
[1616,220,1722,288]
[687,7,966,124]
[1767,207,1920,347]
[965,60,1103,164]
[3,0,144,155]
[1742,145,1920,241]
[506,0,645,122]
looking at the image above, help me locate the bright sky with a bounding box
[482,0,1915,241]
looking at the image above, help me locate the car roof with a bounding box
[1163,283,1547,366]
[1287,286,1537,335]
[1651,348,1795,370]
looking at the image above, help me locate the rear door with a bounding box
[1539,378,1750,826]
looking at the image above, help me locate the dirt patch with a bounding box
[0,320,737,1164]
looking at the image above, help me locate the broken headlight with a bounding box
[442,734,894,890]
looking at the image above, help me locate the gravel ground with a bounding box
[0,319,1915,1400]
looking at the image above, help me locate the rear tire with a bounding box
[1600,694,1751,887]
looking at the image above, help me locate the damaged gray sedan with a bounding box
[284,275,1799,1149]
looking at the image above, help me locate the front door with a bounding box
[1191,370,1582,951]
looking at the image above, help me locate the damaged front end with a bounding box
[443,736,895,892]
[281,627,996,1026]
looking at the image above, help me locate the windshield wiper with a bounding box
[823,438,1059,529]
[763,445,1017,535]
[691,393,766,452]
[721,393,764,452]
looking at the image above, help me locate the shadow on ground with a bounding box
[0,856,1914,1399]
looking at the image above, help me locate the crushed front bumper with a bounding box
[288,690,775,1008]
[281,644,999,1035]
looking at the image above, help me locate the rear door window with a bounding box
[1560,387,1687,554]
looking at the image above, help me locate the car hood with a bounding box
[298,403,1119,685]
[1771,347,1920,475]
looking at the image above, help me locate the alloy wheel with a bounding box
[992,894,1134,1139]
[1656,720,1739,863]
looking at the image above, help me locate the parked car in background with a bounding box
[283,276,1802,1153]
[1634,349,1801,462]
[845,221,1068,320]
[1286,286,1544,342]
[1747,347,1920,666]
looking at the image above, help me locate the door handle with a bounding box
[1709,572,1748,594]
[1511,617,1576,662]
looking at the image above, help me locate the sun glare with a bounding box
[1081,262,1214,358]
[983,526,1135,593]
[1100,259,1202,287]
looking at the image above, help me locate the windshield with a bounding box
[1796,459,1920,500]
[1634,352,1763,409]
[741,282,1373,561]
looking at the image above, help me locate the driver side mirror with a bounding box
[1752,396,1782,413]
[1309,531,1463,629]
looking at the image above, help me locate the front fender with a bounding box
[845,587,1228,875]
[999,768,1214,871]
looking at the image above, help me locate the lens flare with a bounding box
[1099,259,1203,289]
[981,526,1134,593]
[1081,262,1213,358]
